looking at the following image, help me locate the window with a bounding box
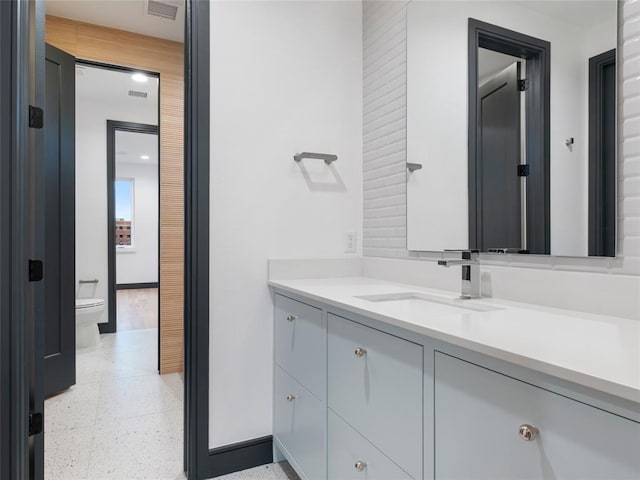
[115,178,134,246]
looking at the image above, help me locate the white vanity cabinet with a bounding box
[328,314,423,479]
[273,295,326,480]
[435,352,640,479]
[271,290,640,480]
[328,410,414,480]
[274,366,326,480]
[274,294,325,399]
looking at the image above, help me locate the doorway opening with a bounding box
[588,48,617,257]
[106,118,160,336]
[2,1,218,479]
[42,6,185,479]
[468,18,551,255]
[111,122,160,336]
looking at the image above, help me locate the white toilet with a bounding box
[75,298,105,349]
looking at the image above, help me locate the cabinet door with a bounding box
[275,294,325,398]
[328,314,423,480]
[328,410,413,480]
[274,366,326,480]
[435,352,640,479]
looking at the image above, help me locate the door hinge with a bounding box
[28,259,43,282]
[29,412,43,436]
[517,165,530,177]
[29,105,43,129]
[518,79,529,92]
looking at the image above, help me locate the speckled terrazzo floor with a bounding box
[45,328,184,479]
[44,327,300,480]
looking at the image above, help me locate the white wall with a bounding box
[115,161,158,284]
[209,1,362,448]
[75,68,157,321]
[406,1,616,255]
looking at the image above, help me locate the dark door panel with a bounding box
[477,62,522,252]
[588,49,616,257]
[44,43,76,397]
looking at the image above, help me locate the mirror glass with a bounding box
[407,0,617,257]
[114,129,159,254]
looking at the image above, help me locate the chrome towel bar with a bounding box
[293,152,338,165]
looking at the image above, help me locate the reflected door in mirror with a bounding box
[476,59,523,253]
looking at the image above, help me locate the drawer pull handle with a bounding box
[354,347,367,357]
[519,424,538,441]
[286,314,297,322]
[354,461,367,472]
[286,394,296,402]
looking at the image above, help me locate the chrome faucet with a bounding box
[438,250,480,299]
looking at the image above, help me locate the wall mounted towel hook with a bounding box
[407,162,422,173]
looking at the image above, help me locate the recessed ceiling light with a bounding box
[132,73,148,83]
[140,155,150,160]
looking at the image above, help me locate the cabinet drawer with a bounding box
[435,352,640,479]
[274,366,326,480]
[275,294,325,398]
[328,410,413,480]
[328,314,423,480]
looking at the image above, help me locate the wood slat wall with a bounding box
[46,15,184,374]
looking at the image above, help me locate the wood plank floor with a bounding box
[117,288,158,331]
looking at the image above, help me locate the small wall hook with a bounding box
[565,137,574,148]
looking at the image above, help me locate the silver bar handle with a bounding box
[79,279,99,284]
[293,152,337,165]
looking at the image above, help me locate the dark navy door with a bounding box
[44,43,76,396]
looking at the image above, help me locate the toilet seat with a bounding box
[76,298,105,310]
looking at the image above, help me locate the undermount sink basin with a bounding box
[355,292,501,313]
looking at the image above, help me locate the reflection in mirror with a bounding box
[114,130,159,251]
[476,48,527,253]
[407,0,617,257]
[469,18,551,255]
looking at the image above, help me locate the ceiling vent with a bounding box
[128,90,148,99]
[146,0,179,20]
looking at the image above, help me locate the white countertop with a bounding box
[269,276,640,403]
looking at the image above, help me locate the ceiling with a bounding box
[116,130,159,167]
[46,0,184,42]
[76,63,159,109]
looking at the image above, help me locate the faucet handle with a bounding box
[461,249,479,261]
[438,259,461,267]
[442,249,479,262]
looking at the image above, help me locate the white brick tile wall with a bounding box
[362,0,409,258]
[362,0,640,275]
